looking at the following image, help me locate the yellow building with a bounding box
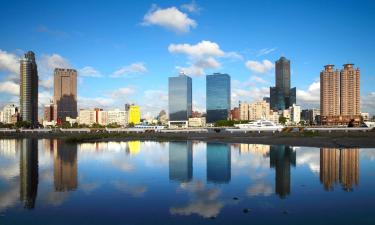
[128,105,141,124]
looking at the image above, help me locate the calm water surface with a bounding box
[0,139,375,225]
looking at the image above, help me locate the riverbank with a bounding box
[1,130,375,148]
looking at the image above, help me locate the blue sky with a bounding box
[0,0,374,117]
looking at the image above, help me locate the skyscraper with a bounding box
[54,68,78,120]
[168,73,192,121]
[270,57,296,111]
[320,64,361,125]
[20,51,38,126]
[320,65,340,116]
[340,64,360,116]
[206,73,231,123]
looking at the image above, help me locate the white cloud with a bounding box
[142,5,197,33]
[141,89,168,119]
[111,63,147,78]
[256,48,277,57]
[0,49,19,74]
[78,96,115,109]
[79,66,102,77]
[181,0,201,13]
[0,81,19,95]
[245,59,274,73]
[38,53,71,91]
[169,41,224,58]
[247,182,273,197]
[296,80,320,108]
[361,92,375,115]
[231,86,269,106]
[110,87,135,98]
[169,40,233,77]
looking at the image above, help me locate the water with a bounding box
[0,139,375,225]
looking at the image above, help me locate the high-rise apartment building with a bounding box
[270,57,296,111]
[168,73,192,121]
[340,64,360,116]
[20,51,38,126]
[206,73,231,123]
[54,68,78,120]
[320,64,361,125]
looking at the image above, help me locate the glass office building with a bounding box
[206,73,231,123]
[168,73,192,121]
[270,57,296,111]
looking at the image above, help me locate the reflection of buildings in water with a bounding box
[54,140,78,192]
[269,145,296,199]
[0,139,18,157]
[169,141,193,182]
[79,142,127,152]
[43,139,57,154]
[239,144,270,157]
[320,148,359,191]
[126,141,141,155]
[206,143,231,184]
[19,139,38,209]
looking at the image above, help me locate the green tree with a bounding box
[279,116,287,125]
[15,121,32,128]
[127,122,135,128]
[214,120,235,127]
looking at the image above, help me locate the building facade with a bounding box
[270,57,296,111]
[2,104,18,124]
[206,73,231,123]
[54,68,78,120]
[320,64,360,125]
[20,51,38,126]
[168,73,192,121]
[128,105,141,124]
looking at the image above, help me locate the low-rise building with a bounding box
[2,104,18,124]
[188,117,206,127]
[78,109,97,125]
[290,104,301,124]
[128,105,141,125]
[107,109,127,126]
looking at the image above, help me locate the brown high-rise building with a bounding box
[54,68,77,120]
[320,65,340,116]
[340,64,360,116]
[320,64,361,126]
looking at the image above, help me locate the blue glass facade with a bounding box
[168,74,192,121]
[206,73,231,123]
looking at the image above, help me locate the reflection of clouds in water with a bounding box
[170,181,224,218]
[0,162,19,180]
[112,159,135,172]
[141,142,169,168]
[0,181,19,212]
[80,182,101,194]
[295,147,320,174]
[360,149,375,161]
[43,191,70,206]
[247,182,273,197]
[112,181,147,197]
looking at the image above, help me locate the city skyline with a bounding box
[0,0,375,118]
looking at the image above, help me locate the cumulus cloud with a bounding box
[231,86,269,106]
[361,92,375,115]
[169,41,224,58]
[0,80,19,95]
[111,63,147,78]
[245,59,274,73]
[169,40,241,77]
[142,5,197,33]
[79,66,102,77]
[141,89,168,119]
[38,53,71,91]
[181,0,201,13]
[296,80,320,108]
[0,49,19,75]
